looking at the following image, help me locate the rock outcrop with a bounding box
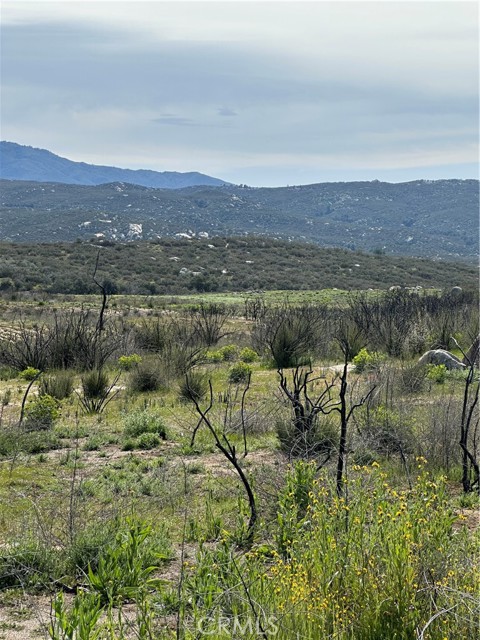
[418,349,465,370]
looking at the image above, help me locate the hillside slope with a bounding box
[0,178,477,261]
[0,237,477,295]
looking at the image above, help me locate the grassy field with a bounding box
[0,288,478,639]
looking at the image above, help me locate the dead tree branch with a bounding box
[190,380,257,546]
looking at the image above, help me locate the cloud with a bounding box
[1,2,478,186]
[152,116,196,127]
[217,107,237,117]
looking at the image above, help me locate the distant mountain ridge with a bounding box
[0,177,477,261]
[0,141,230,188]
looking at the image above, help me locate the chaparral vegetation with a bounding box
[0,256,477,639]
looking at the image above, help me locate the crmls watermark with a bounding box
[196,615,279,636]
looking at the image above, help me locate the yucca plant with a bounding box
[77,369,120,413]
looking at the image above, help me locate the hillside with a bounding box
[0,141,229,188]
[0,178,477,261]
[0,237,477,295]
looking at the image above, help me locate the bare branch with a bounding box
[189,379,257,545]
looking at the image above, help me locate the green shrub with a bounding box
[23,431,60,454]
[218,344,238,361]
[81,369,109,399]
[0,540,59,589]
[276,414,338,458]
[86,520,167,604]
[256,306,322,369]
[239,347,258,363]
[207,344,239,362]
[426,363,448,384]
[1,389,11,406]
[179,371,208,403]
[82,436,103,451]
[39,370,74,400]
[136,432,161,450]
[205,350,223,364]
[66,520,120,577]
[270,323,312,368]
[79,369,119,414]
[228,362,252,384]
[24,394,60,431]
[128,362,162,393]
[123,408,167,439]
[275,460,317,558]
[49,591,103,640]
[118,353,142,371]
[18,366,41,381]
[0,365,17,380]
[352,348,383,372]
[0,427,59,456]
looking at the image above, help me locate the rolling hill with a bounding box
[0,236,477,295]
[0,177,477,261]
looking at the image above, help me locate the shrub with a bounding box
[79,369,119,414]
[1,389,11,406]
[207,344,239,362]
[136,432,161,450]
[0,365,16,381]
[275,460,317,557]
[205,350,223,364]
[24,394,60,431]
[254,304,325,369]
[399,363,427,394]
[352,348,384,373]
[39,370,74,400]
[49,591,103,640]
[81,369,109,399]
[121,439,136,452]
[179,372,208,403]
[355,405,415,456]
[276,414,338,459]
[118,353,142,371]
[128,362,163,393]
[270,322,312,368]
[218,344,238,361]
[190,302,231,346]
[86,520,167,604]
[0,426,59,456]
[123,409,167,439]
[228,362,252,384]
[0,311,123,373]
[66,520,120,576]
[426,363,448,384]
[19,366,41,381]
[0,540,58,589]
[239,347,258,363]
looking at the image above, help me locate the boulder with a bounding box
[418,349,466,370]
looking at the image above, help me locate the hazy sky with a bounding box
[1,0,478,186]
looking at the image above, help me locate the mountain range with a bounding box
[0,141,229,188]
[0,143,478,262]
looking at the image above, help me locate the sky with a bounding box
[1,0,478,187]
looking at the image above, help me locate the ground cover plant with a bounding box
[0,284,477,639]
